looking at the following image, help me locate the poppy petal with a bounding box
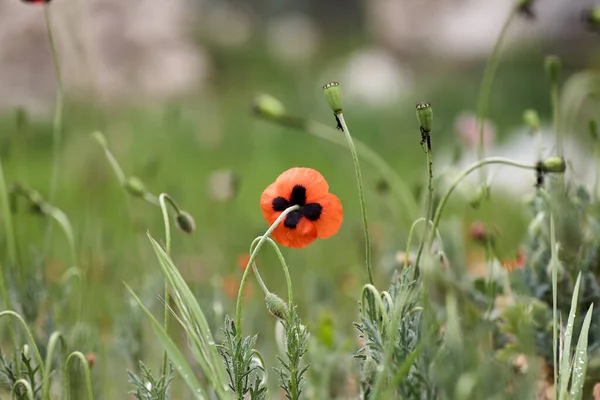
[274,168,329,204]
[313,193,343,239]
[271,218,317,248]
[260,183,281,224]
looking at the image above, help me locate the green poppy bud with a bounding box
[22,344,30,359]
[540,156,566,173]
[323,82,343,114]
[252,94,286,120]
[362,355,378,384]
[544,56,561,83]
[92,131,108,149]
[175,211,196,234]
[123,176,146,198]
[416,102,433,132]
[522,109,540,131]
[265,293,289,320]
[589,119,598,141]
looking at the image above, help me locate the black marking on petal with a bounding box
[301,203,322,221]
[290,185,307,206]
[284,211,302,229]
[272,196,290,212]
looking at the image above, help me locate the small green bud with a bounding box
[469,185,490,209]
[252,94,286,120]
[522,109,540,131]
[416,102,433,132]
[362,355,378,384]
[589,119,598,141]
[323,82,343,114]
[92,131,108,148]
[265,293,289,320]
[544,56,561,83]
[540,156,566,173]
[124,176,146,197]
[22,344,30,359]
[175,211,196,234]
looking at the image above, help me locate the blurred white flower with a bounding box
[266,13,319,63]
[204,3,253,47]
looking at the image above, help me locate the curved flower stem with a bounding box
[476,10,516,183]
[0,311,46,379]
[158,193,182,375]
[428,157,537,247]
[260,115,420,224]
[235,205,299,336]
[248,237,294,309]
[360,284,390,327]
[337,113,373,285]
[43,3,65,255]
[12,379,34,400]
[64,351,94,400]
[43,331,66,400]
[404,217,444,269]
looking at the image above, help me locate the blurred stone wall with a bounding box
[0,0,208,113]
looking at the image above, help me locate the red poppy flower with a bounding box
[502,249,526,272]
[260,168,343,248]
[21,0,51,4]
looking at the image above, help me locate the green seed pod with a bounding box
[91,131,108,149]
[265,293,289,320]
[176,211,196,234]
[323,82,343,114]
[124,176,146,198]
[541,156,566,173]
[416,102,433,132]
[522,109,540,131]
[252,94,286,120]
[544,56,561,83]
[589,119,598,141]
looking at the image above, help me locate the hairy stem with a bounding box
[415,130,434,268]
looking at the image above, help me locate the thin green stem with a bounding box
[249,237,294,309]
[104,148,126,185]
[0,311,46,379]
[337,113,373,285]
[594,146,600,201]
[158,193,174,376]
[12,379,34,400]
[476,10,516,181]
[235,205,299,336]
[550,77,563,192]
[404,218,444,269]
[550,216,558,400]
[415,131,434,268]
[43,3,65,254]
[360,284,390,327]
[64,351,94,400]
[43,331,66,400]
[428,157,538,247]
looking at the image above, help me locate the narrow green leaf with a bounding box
[558,272,582,400]
[124,283,207,399]
[550,215,558,400]
[569,303,594,400]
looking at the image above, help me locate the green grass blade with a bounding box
[558,272,582,400]
[569,303,593,400]
[124,284,208,400]
[550,215,558,400]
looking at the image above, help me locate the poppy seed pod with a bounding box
[523,109,540,131]
[175,211,196,234]
[416,102,433,132]
[323,82,343,114]
[92,131,107,149]
[265,293,289,320]
[540,156,566,173]
[124,176,146,198]
[589,119,598,141]
[544,56,561,83]
[252,94,286,120]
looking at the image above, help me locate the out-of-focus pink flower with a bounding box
[455,112,495,149]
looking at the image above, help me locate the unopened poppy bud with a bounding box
[175,211,196,234]
[124,176,146,197]
[589,119,598,141]
[469,185,490,209]
[416,102,433,132]
[541,156,566,173]
[265,293,289,320]
[252,94,286,120]
[323,82,343,114]
[22,344,30,359]
[92,131,107,149]
[544,56,561,83]
[523,109,540,131]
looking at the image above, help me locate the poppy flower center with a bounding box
[271,184,323,229]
